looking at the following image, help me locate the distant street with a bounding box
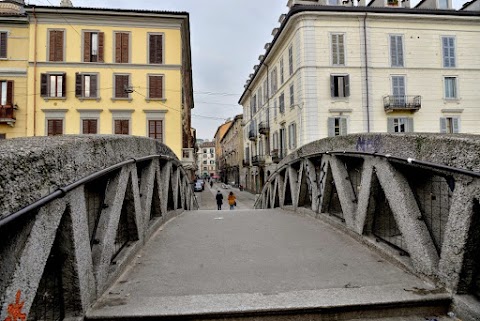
[195,181,258,210]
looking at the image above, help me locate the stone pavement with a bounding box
[88,209,450,320]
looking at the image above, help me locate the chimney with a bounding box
[60,0,73,7]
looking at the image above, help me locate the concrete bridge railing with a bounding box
[0,136,198,321]
[256,133,480,314]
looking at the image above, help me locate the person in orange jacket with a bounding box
[227,191,236,210]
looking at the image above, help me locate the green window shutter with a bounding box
[90,74,98,97]
[440,118,447,133]
[75,73,82,97]
[452,118,459,133]
[330,75,335,97]
[344,75,350,97]
[340,118,347,136]
[387,118,394,133]
[407,118,414,132]
[328,117,335,137]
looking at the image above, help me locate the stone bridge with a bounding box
[1,134,480,321]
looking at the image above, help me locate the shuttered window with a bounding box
[47,119,63,136]
[288,46,293,75]
[328,117,348,137]
[0,32,7,58]
[331,34,345,66]
[82,119,98,134]
[149,120,163,141]
[149,34,163,64]
[289,84,295,106]
[115,32,129,63]
[390,35,404,67]
[387,118,413,133]
[40,73,66,98]
[0,80,13,106]
[75,73,98,98]
[442,37,456,68]
[48,30,64,62]
[444,77,457,99]
[440,117,459,133]
[263,79,268,103]
[114,74,130,98]
[288,123,297,150]
[279,92,285,113]
[148,75,164,99]
[330,75,350,98]
[280,58,285,84]
[270,68,278,95]
[114,119,129,135]
[84,32,104,62]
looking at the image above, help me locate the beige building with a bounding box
[213,120,232,179]
[219,114,244,186]
[196,141,216,178]
[239,0,480,192]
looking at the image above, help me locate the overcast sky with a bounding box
[28,0,468,140]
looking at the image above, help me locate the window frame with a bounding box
[148,32,165,65]
[279,92,285,114]
[330,74,350,98]
[387,117,414,133]
[41,73,67,100]
[114,31,130,64]
[444,76,458,100]
[0,31,7,59]
[47,29,66,62]
[270,67,278,96]
[113,73,131,100]
[389,34,404,67]
[113,119,130,135]
[0,80,13,107]
[46,118,64,136]
[331,33,346,66]
[148,119,164,142]
[280,57,285,84]
[288,45,294,75]
[328,117,348,137]
[82,30,104,63]
[440,117,460,133]
[288,122,297,150]
[441,36,456,68]
[81,118,99,134]
[75,72,99,100]
[147,74,165,100]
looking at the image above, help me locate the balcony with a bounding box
[248,129,257,141]
[258,122,270,135]
[271,149,287,164]
[383,95,421,113]
[181,148,196,171]
[242,159,250,167]
[251,155,266,166]
[0,106,16,126]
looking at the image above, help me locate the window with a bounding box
[444,77,457,99]
[0,32,7,58]
[115,32,129,63]
[48,30,64,62]
[288,46,293,75]
[288,123,297,150]
[391,75,406,102]
[0,134,5,139]
[270,68,278,95]
[83,31,104,62]
[440,117,459,133]
[210,160,215,165]
[0,80,13,106]
[263,79,268,102]
[273,131,278,150]
[41,73,66,98]
[203,160,207,165]
[387,117,413,133]
[203,149,207,153]
[328,117,347,137]
[258,88,263,106]
[328,0,339,4]
[442,36,455,68]
[82,119,98,134]
[330,75,350,98]
[279,92,285,114]
[75,73,98,98]
[210,148,214,153]
[148,120,163,141]
[114,74,130,98]
[438,0,448,8]
[331,34,345,66]
[251,94,257,115]
[149,75,164,99]
[47,119,63,136]
[274,100,277,118]
[289,84,295,106]
[149,34,164,64]
[280,58,285,84]
[114,119,129,135]
[390,35,404,67]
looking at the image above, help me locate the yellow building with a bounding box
[20,3,193,159]
[0,0,29,138]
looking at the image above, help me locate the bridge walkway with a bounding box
[87,209,450,320]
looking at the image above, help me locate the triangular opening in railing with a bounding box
[370,172,408,255]
[322,164,344,222]
[167,173,175,212]
[396,163,452,255]
[342,156,364,202]
[284,174,293,206]
[149,175,162,221]
[111,175,139,265]
[298,167,311,209]
[84,178,109,248]
[274,181,280,208]
[457,198,480,299]
[29,207,81,320]
[176,177,183,210]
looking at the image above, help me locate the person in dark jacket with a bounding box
[215,190,223,210]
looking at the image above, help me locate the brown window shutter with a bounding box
[158,76,163,98]
[84,32,91,62]
[0,32,7,58]
[149,76,155,98]
[115,33,122,63]
[82,119,88,134]
[149,35,163,64]
[61,73,66,97]
[156,35,163,64]
[90,74,97,97]
[56,120,63,135]
[56,31,64,61]
[98,32,104,63]
[114,119,121,134]
[121,33,129,63]
[122,120,129,134]
[149,35,155,63]
[6,81,13,106]
[49,31,56,61]
[48,119,54,136]
[40,73,48,97]
[75,73,82,97]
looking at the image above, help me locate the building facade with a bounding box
[239,0,480,192]
[213,120,232,180]
[0,1,29,138]
[219,114,244,187]
[196,141,216,179]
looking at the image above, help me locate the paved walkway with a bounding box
[88,209,448,319]
[195,181,258,210]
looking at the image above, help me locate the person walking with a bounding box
[215,190,223,210]
[228,191,236,210]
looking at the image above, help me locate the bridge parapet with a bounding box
[256,133,480,318]
[0,136,198,320]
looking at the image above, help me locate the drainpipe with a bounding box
[363,13,371,133]
[33,7,38,136]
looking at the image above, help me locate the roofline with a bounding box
[414,0,428,8]
[24,5,189,18]
[213,121,233,140]
[238,4,480,104]
[461,0,477,10]
[220,115,244,143]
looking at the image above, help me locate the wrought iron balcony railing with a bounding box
[251,155,266,166]
[383,95,421,113]
[258,122,270,135]
[0,106,16,124]
[248,129,257,141]
[271,149,287,163]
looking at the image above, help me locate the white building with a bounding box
[196,141,216,179]
[239,0,480,192]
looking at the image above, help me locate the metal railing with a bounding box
[248,129,257,141]
[258,122,270,135]
[383,95,421,111]
[271,149,287,163]
[251,155,266,166]
[0,106,15,120]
